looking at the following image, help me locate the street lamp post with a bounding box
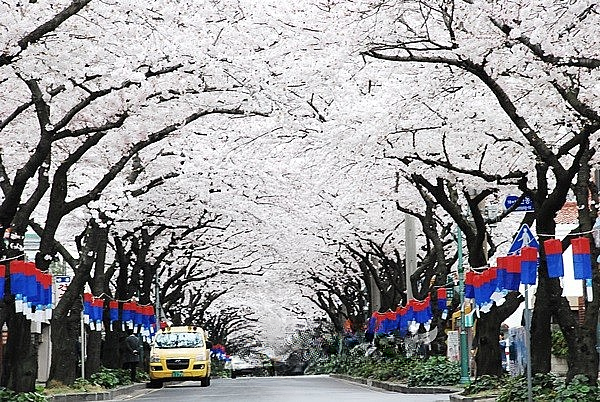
[155,273,162,325]
[457,226,470,384]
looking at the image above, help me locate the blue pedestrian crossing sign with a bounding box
[508,224,539,255]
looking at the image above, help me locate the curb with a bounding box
[449,395,498,402]
[46,382,148,402]
[330,374,462,394]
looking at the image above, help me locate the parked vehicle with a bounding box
[226,355,263,378]
[272,350,309,376]
[148,325,212,388]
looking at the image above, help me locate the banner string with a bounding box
[85,292,153,306]
[0,253,26,263]
[536,229,595,237]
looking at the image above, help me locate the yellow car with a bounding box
[148,326,212,388]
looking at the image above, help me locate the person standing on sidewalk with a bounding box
[122,330,141,382]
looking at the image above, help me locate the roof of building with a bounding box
[555,201,579,225]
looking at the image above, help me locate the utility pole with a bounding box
[80,309,86,379]
[368,255,381,312]
[457,225,470,384]
[405,213,417,300]
[155,273,162,324]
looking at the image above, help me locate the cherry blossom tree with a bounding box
[299,256,369,334]
[358,0,600,382]
[1,0,274,390]
[3,0,598,391]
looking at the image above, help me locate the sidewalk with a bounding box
[46,382,149,402]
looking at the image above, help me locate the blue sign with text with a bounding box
[503,195,534,212]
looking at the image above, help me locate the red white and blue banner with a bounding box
[8,260,53,322]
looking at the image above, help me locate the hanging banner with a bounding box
[520,246,538,285]
[572,237,592,280]
[543,239,564,278]
[0,265,5,300]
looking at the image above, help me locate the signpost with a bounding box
[457,226,470,384]
[508,224,536,402]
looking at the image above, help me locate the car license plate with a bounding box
[172,371,183,378]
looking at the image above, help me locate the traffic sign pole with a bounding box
[525,284,533,402]
[508,224,535,402]
[457,226,470,384]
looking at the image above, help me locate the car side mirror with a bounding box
[206,341,213,349]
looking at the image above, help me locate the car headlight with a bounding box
[150,355,161,363]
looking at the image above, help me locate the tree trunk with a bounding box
[47,219,103,385]
[530,269,553,374]
[0,300,7,386]
[546,261,600,383]
[565,323,599,384]
[85,219,109,376]
[47,313,81,385]
[5,309,38,392]
[560,145,600,383]
[2,237,40,392]
[430,315,448,356]
[474,292,523,377]
[532,211,599,383]
[86,331,102,378]
[102,329,123,369]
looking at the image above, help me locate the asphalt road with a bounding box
[124,375,453,402]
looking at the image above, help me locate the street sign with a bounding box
[504,195,534,212]
[508,224,539,255]
[54,275,71,304]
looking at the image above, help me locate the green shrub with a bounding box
[308,348,456,386]
[463,375,502,396]
[367,357,410,381]
[136,369,150,382]
[553,375,600,402]
[210,358,230,378]
[72,377,93,390]
[0,387,47,402]
[497,373,560,402]
[375,336,401,358]
[551,330,568,359]
[305,355,349,375]
[307,343,600,401]
[89,367,133,388]
[407,356,460,387]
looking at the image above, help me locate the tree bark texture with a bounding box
[102,328,123,369]
[4,309,38,392]
[531,167,600,383]
[47,313,81,385]
[86,331,102,378]
[1,237,40,392]
[85,220,109,377]
[474,292,523,377]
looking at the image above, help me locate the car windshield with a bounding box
[154,332,204,349]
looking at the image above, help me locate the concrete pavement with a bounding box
[46,382,149,402]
